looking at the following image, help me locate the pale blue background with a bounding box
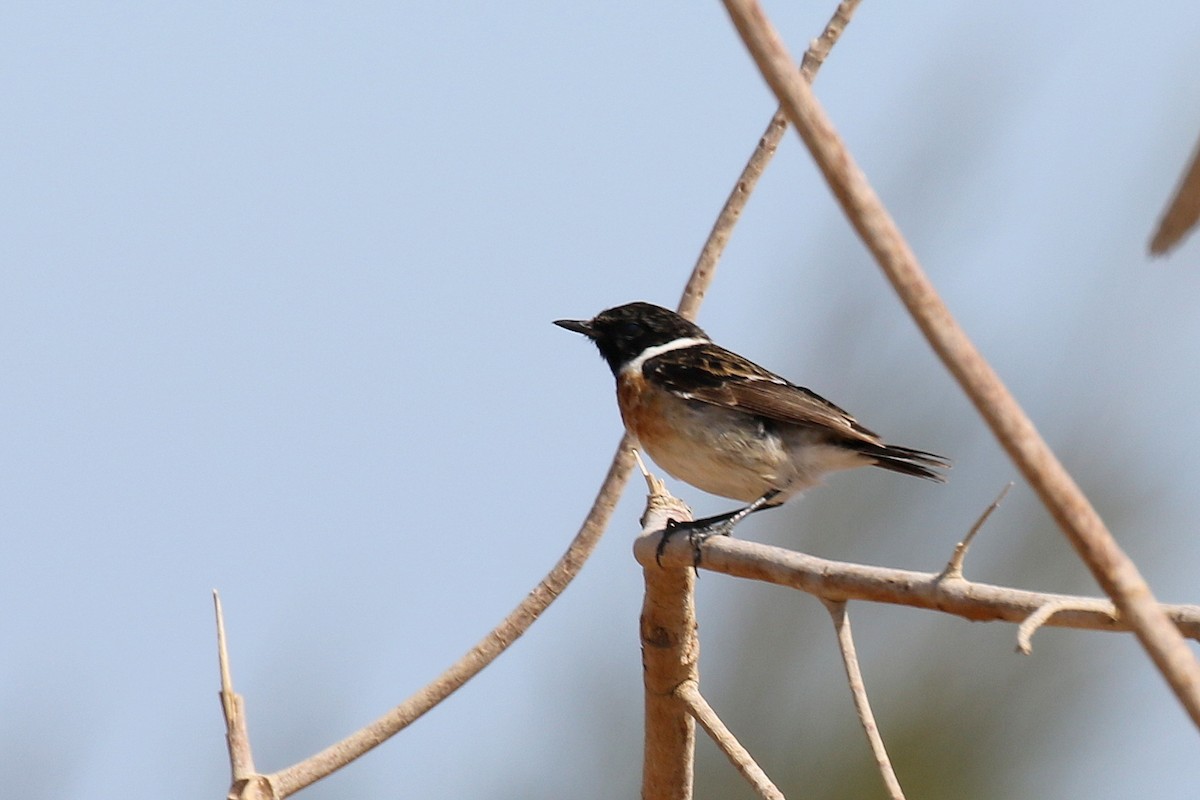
[4,3,1200,798]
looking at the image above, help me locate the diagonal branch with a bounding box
[677,0,861,320]
[939,483,1012,580]
[676,681,785,800]
[719,0,1200,728]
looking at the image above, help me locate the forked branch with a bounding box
[638,465,698,800]
[636,533,1200,646]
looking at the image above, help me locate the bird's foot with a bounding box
[655,516,736,573]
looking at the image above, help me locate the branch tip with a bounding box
[940,482,1013,580]
[1016,598,1118,655]
[214,589,234,697]
[632,448,663,497]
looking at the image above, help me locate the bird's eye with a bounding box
[616,321,642,338]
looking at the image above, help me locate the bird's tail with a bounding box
[857,442,950,482]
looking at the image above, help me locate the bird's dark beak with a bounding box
[554,318,595,337]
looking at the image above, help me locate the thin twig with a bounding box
[677,0,861,320]
[799,0,860,82]
[636,533,1197,640]
[939,483,1012,580]
[1015,598,1112,655]
[676,681,785,800]
[822,600,905,800]
[719,0,1200,728]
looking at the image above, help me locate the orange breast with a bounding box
[617,371,673,451]
[616,370,785,502]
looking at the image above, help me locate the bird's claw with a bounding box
[655,517,734,573]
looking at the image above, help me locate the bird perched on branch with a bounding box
[556,302,948,562]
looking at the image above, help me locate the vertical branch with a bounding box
[639,474,698,800]
[719,0,1200,728]
[677,0,862,320]
[214,591,256,781]
[822,600,905,800]
[215,592,279,800]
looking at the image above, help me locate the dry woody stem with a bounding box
[720,0,1200,729]
[676,681,785,800]
[677,0,861,320]
[636,533,1200,647]
[822,600,905,800]
[639,477,698,800]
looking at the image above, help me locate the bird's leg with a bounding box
[655,489,782,570]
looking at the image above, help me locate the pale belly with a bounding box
[624,390,789,502]
[619,378,869,503]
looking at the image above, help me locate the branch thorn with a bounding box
[939,482,1012,580]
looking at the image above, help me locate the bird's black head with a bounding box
[554,301,709,375]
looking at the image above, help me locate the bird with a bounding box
[555,301,948,563]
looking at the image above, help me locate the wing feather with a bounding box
[644,343,879,441]
[642,343,949,482]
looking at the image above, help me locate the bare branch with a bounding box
[1150,129,1200,255]
[636,533,1200,641]
[677,0,861,320]
[799,0,860,82]
[822,600,905,800]
[939,483,1012,580]
[719,0,1200,727]
[640,478,697,800]
[676,681,785,800]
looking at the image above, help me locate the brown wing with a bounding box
[643,342,881,443]
[644,343,949,481]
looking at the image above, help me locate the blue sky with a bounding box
[4,3,1200,798]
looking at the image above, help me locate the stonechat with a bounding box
[556,302,947,561]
